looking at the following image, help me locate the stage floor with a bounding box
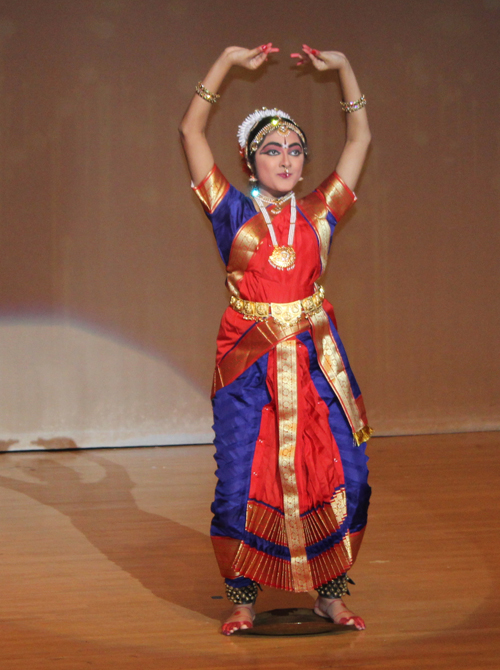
[0,432,498,669]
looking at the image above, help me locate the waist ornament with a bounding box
[230,285,325,327]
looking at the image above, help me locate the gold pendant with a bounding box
[269,246,296,271]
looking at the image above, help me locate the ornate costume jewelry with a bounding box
[254,190,293,214]
[316,574,355,599]
[225,582,259,605]
[195,81,220,105]
[248,118,306,155]
[340,95,366,113]
[237,108,291,149]
[230,284,324,325]
[254,192,297,270]
[237,108,307,167]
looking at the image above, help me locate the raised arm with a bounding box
[179,44,278,186]
[292,46,371,191]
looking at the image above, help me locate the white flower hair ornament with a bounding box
[237,107,293,149]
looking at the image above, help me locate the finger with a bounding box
[255,44,273,56]
[262,43,279,54]
[291,52,310,67]
[302,44,320,57]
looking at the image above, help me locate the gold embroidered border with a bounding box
[276,339,314,592]
[316,171,357,220]
[245,501,287,546]
[309,309,372,445]
[330,487,348,526]
[212,316,308,397]
[297,195,330,275]
[245,494,346,549]
[231,535,352,591]
[309,534,353,587]
[297,172,356,276]
[192,164,230,214]
[232,543,294,591]
[232,495,354,590]
[226,209,268,298]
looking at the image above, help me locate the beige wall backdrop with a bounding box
[0,0,499,451]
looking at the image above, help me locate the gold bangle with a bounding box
[340,94,366,113]
[195,81,220,105]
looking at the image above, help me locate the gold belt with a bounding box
[230,285,325,327]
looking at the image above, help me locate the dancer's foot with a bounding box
[314,597,366,630]
[221,603,256,636]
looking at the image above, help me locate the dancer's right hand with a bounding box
[223,43,279,70]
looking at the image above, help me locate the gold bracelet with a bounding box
[340,94,366,113]
[195,81,220,105]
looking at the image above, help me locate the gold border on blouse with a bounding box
[192,164,230,214]
[298,172,356,276]
[316,171,357,219]
[297,194,331,275]
[225,208,268,298]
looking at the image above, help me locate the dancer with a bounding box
[179,43,372,635]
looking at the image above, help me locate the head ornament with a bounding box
[237,107,292,149]
[237,107,307,161]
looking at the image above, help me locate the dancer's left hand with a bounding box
[291,45,348,71]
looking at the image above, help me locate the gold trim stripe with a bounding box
[233,543,294,591]
[212,316,309,397]
[309,534,352,587]
[245,494,346,549]
[297,172,356,277]
[245,501,287,547]
[233,494,354,591]
[317,171,357,220]
[309,309,372,445]
[297,195,330,275]
[192,164,230,214]
[226,209,268,298]
[231,540,352,592]
[276,340,314,592]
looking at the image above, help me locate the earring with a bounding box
[249,174,260,197]
[298,177,303,181]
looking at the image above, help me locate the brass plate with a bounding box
[236,607,356,637]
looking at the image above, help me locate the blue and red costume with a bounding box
[193,165,372,593]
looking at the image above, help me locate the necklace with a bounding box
[255,190,294,215]
[254,192,296,271]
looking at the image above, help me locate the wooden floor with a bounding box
[0,432,499,669]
